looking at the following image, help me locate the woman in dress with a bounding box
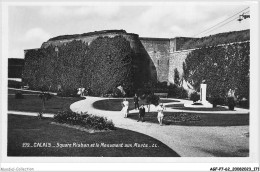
[157,103,165,126]
[122,98,129,118]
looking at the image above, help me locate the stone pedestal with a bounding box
[198,84,212,107]
[184,83,212,108]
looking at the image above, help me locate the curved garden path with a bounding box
[70,96,249,157]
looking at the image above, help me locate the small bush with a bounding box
[209,96,226,107]
[190,92,200,102]
[15,92,24,99]
[53,110,115,130]
[138,82,188,99]
[227,97,236,110]
[146,94,160,106]
[238,98,249,109]
[57,89,79,97]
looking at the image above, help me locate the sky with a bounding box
[7,2,250,59]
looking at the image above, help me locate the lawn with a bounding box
[8,94,84,114]
[93,98,179,111]
[127,112,249,126]
[165,104,231,111]
[8,114,179,157]
[8,89,41,95]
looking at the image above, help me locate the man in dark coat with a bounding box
[134,93,139,110]
[137,104,145,122]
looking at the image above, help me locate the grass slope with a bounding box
[8,114,179,157]
[8,94,84,113]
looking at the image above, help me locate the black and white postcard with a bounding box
[1,0,259,171]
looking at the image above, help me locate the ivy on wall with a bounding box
[23,36,136,96]
[183,42,249,99]
[82,36,135,96]
[180,29,249,50]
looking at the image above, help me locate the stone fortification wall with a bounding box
[168,49,193,84]
[25,30,157,88]
[41,30,138,48]
[139,38,170,82]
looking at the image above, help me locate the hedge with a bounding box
[183,42,249,101]
[180,30,249,50]
[23,36,138,96]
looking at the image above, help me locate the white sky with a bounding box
[7,2,250,59]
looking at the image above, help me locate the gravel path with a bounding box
[70,96,249,157]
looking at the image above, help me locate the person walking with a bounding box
[81,87,85,97]
[134,93,139,110]
[137,104,145,122]
[122,98,129,118]
[157,103,165,126]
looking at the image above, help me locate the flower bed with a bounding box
[53,110,115,130]
[165,113,201,123]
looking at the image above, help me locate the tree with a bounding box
[174,68,180,86]
[146,94,160,112]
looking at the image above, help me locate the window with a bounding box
[157,60,159,66]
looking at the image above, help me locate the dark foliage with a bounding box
[48,30,127,41]
[53,110,115,130]
[146,94,160,106]
[209,96,226,107]
[183,42,249,103]
[227,97,236,110]
[190,92,200,102]
[57,89,79,97]
[174,68,180,86]
[23,36,136,96]
[83,36,135,96]
[137,81,188,99]
[180,30,249,50]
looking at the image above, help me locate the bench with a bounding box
[154,93,168,98]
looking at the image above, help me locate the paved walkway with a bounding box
[70,97,249,157]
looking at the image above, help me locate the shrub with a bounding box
[23,36,148,97]
[146,94,160,106]
[227,97,236,110]
[53,110,115,130]
[238,98,249,109]
[57,89,79,97]
[106,88,124,98]
[180,30,249,50]
[15,92,24,99]
[138,82,188,99]
[183,41,249,101]
[190,92,200,102]
[209,96,226,107]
